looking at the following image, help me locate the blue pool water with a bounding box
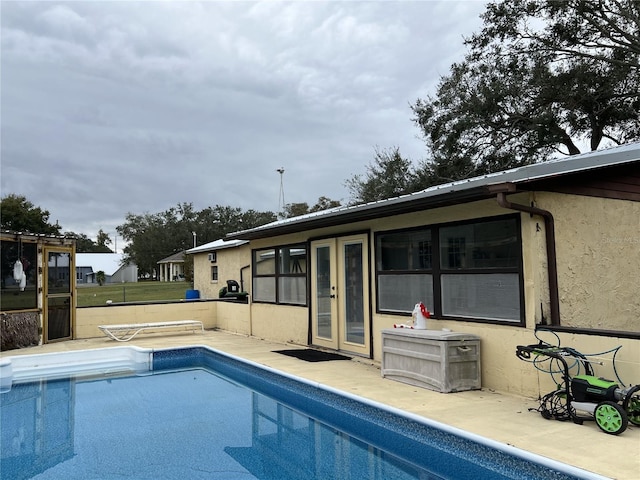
[1,346,603,480]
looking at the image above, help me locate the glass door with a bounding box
[311,240,338,350]
[311,235,370,356]
[337,236,369,356]
[44,248,74,342]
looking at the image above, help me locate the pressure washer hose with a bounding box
[532,329,626,385]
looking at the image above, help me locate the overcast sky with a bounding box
[1,0,487,244]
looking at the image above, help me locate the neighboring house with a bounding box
[110,261,138,283]
[186,239,250,299]
[221,142,640,395]
[76,253,138,284]
[157,251,186,282]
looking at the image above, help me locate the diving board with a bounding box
[98,320,204,342]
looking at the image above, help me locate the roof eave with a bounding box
[226,185,495,241]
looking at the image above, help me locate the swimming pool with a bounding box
[1,346,607,480]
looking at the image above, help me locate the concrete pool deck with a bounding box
[2,329,638,480]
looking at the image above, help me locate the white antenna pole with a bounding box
[277,168,285,216]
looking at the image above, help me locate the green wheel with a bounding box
[594,401,627,435]
[623,385,640,426]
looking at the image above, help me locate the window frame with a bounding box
[375,214,524,325]
[211,265,218,282]
[252,243,307,306]
[375,226,434,314]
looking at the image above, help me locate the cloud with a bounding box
[1,1,487,241]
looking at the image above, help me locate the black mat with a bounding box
[273,349,352,362]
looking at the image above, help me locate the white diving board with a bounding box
[98,320,204,342]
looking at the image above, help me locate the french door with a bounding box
[311,234,370,356]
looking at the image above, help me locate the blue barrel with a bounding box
[185,289,200,300]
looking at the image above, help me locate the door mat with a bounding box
[273,349,352,362]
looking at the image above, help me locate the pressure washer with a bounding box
[516,334,640,435]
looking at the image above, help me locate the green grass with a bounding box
[77,282,193,307]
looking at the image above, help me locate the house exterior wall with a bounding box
[230,193,638,397]
[407,323,639,397]
[76,266,93,284]
[110,264,138,283]
[192,244,251,300]
[242,232,310,345]
[535,192,639,332]
[158,262,184,282]
[250,303,309,344]
[173,189,638,396]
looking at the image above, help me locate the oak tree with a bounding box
[412,0,640,181]
[345,147,419,204]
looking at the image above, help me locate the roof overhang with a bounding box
[186,238,249,254]
[226,185,497,240]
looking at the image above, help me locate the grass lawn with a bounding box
[77,282,193,307]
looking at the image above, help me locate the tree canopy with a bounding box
[0,194,61,235]
[116,203,276,277]
[345,147,423,204]
[64,229,113,253]
[412,0,640,181]
[281,196,341,218]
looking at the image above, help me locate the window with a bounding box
[376,229,433,313]
[252,244,307,305]
[375,215,523,324]
[211,265,218,282]
[439,218,520,322]
[439,220,519,269]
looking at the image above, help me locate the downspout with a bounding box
[495,190,560,325]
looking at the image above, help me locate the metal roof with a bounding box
[186,238,249,255]
[157,251,186,264]
[226,142,640,241]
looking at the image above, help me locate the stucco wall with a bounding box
[535,192,639,332]
[372,314,638,397]
[75,301,217,339]
[368,193,639,396]
[216,301,251,335]
[249,303,309,345]
[192,245,251,300]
